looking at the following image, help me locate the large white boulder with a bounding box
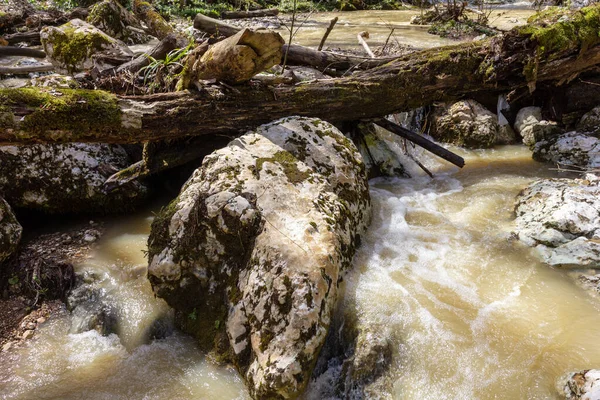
[147,116,371,399]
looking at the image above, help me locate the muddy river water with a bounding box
[4,7,599,400]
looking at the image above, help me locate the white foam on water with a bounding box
[308,146,600,400]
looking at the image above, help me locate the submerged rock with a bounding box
[0,143,147,213]
[147,116,371,399]
[338,325,394,399]
[514,106,562,146]
[41,18,133,74]
[533,131,600,170]
[0,197,22,263]
[87,0,150,45]
[429,100,500,148]
[562,369,600,399]
[514,174,600,268]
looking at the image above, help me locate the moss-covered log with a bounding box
[1,5,600,144]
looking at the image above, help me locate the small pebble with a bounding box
[37,317,46,324]
[22,330,34,340]
[83,233,97,243]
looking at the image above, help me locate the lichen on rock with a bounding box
[428,100,503,148]
[533,131,600,170]
[147,116,371,399]
[513,174,600,268]
[0,143,147,213]
[0,196,22,263]
[561,369,600,399]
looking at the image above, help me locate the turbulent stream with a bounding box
[3,144,600,399]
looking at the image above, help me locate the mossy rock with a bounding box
[0,196,22,263]
[41,18,133,74]
[0,143,147,214]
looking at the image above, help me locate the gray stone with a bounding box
[429,100,499,148]
[41,19,133,74]
[562,369,600,399]
[514,174,600,268]
[577,106,600,134]
[0,143,147,213]
[0,197,22,263]
[514,106,562,146]
[147,116,371,399]
[514,106,542,134]
[533,131,600,170]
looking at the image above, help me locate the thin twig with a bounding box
[318,16,338,51]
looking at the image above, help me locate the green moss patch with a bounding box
[0,88,122,139]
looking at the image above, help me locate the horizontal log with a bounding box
[0,64,53,74]
[0,46,45,58]
[1,5,599,144]
[221,8,279,19]
[4,31,41,45]
[194,13,241,37]
[193,12,400,70]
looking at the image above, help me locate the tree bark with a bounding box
[1,5,600,144]
[180,28,284,85]
[103,33,179,76]
[220,8,279,19]
[132,0,179,42]
[0,46,45,58]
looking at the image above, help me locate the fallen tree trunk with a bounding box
[373,118,464,167]
[221,8,279,19]
[3,31,41,45]
[0,64,53,74]
[193,12,400,70]
[0,46,45,58]
[1,5,600,144]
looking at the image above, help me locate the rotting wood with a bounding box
[132,0,184,44]
[104,34,179,76]
[3,31,41,45]
[179,28,284,85]
[221,8,279,19]
[104,135,231,189]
